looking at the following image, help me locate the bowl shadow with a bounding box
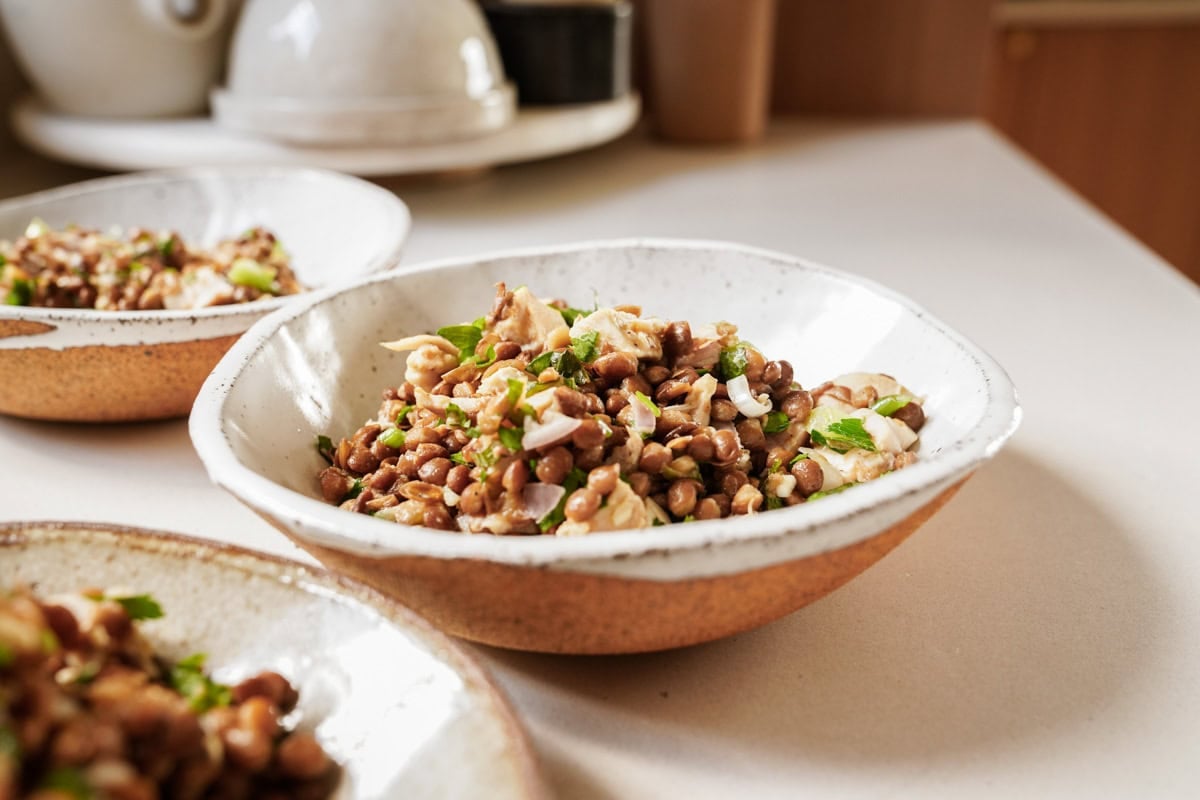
[476,447,1164,781]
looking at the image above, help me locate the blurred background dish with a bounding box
[9,92,639,175]
[0,0,240,118]
[0,521,547,800]
[211,0,515,145]
[481,1,633,105]
[0,167,410,421]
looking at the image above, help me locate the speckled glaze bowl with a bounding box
[189,239,1021,654]
[0,521,547,800]
[0,168,410,422]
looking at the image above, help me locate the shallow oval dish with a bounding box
[0,167,410,422]
[0,521,547,800]
[190,239,1021,654]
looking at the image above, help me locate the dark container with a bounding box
[482,2,632,106]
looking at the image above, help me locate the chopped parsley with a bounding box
[473,342,497,367]
[762,411,790,434]
[498,425,524,453]
[107,593,164,621]
[437,319,486,363]
[871,394,913,417]
[526,347,587,387]
[718,344,750,380]
[158,234,176,258]
[537,467,588,532]
[169,653,232,713]
[378,427,406,449]
[810,417,876,453]
[342,478,364,502]
[451,452,468,465]
[765,494,784,510]
[571,331,601,363]
[789,451,809,466]
[3,277,33,306]
[445,403,469,428]
[633,391,661,418]
[559,306,591,326]
[315,434,335,464]
[505,378,524,408]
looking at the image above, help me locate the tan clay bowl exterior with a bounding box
[288,480,966,654]
[0,318,240,422]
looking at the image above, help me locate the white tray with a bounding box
[11,93,640,176]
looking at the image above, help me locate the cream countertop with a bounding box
[1,120,1198,798]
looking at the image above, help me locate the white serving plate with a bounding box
[11,93,640,176]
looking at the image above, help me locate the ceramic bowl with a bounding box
[189,239,1021,654]
[0,521,547,799]
[212,0,515,145]
[0,167,410,422]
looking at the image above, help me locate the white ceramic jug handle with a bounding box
[137,0,232,40]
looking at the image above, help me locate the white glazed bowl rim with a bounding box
[0,166,411,328]
[190,238,1022,578]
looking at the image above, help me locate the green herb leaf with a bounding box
[394,404,415,426]
[4,277,33,306]
[718,345,749,380]
[538,467,588,533]
[437,323,484,363]
[0,253,6,266]
[559,306,590,326]
[110,594,164,621]
[445,403,469,428]
[813,418,876,453]
[789,452,809,466]
[554,349,584,384]
[871,394,913,417]
[571,331,600,363]
[169,653,232,713]
[227,258,278,293]
[158,234,176,259]
[473,343,497,367]
[765,493,784,510]
[342,478,364,502]
[451,452,467,465]
[527,351,554,375]
[378,427,406,449]
[41,766,92,799]
[316,434,335,464]
[633,391,661,418]
[763,411,790,434]
[498,426,524,453]
[808,482,858,502]
[505,378,525,408]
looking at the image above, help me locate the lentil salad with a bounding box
[0,220,301,311]
[317,283,927,535]
[0,585,337,800]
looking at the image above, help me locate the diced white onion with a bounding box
[521,411,582,451]
[630,397,657,435]
[727,374,772,418]
[773,474,797,498]
[442,487,461,508]
[522,483,567,521]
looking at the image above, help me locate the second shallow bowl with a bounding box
[0,167,410,422]
[190,239,1021,654]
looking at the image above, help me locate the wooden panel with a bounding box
[986,24,1200,279]
[771,0,995,115]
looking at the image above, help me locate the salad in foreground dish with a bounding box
[316,283,927,535]
[0,586,337,799]
[0,220,302,311]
